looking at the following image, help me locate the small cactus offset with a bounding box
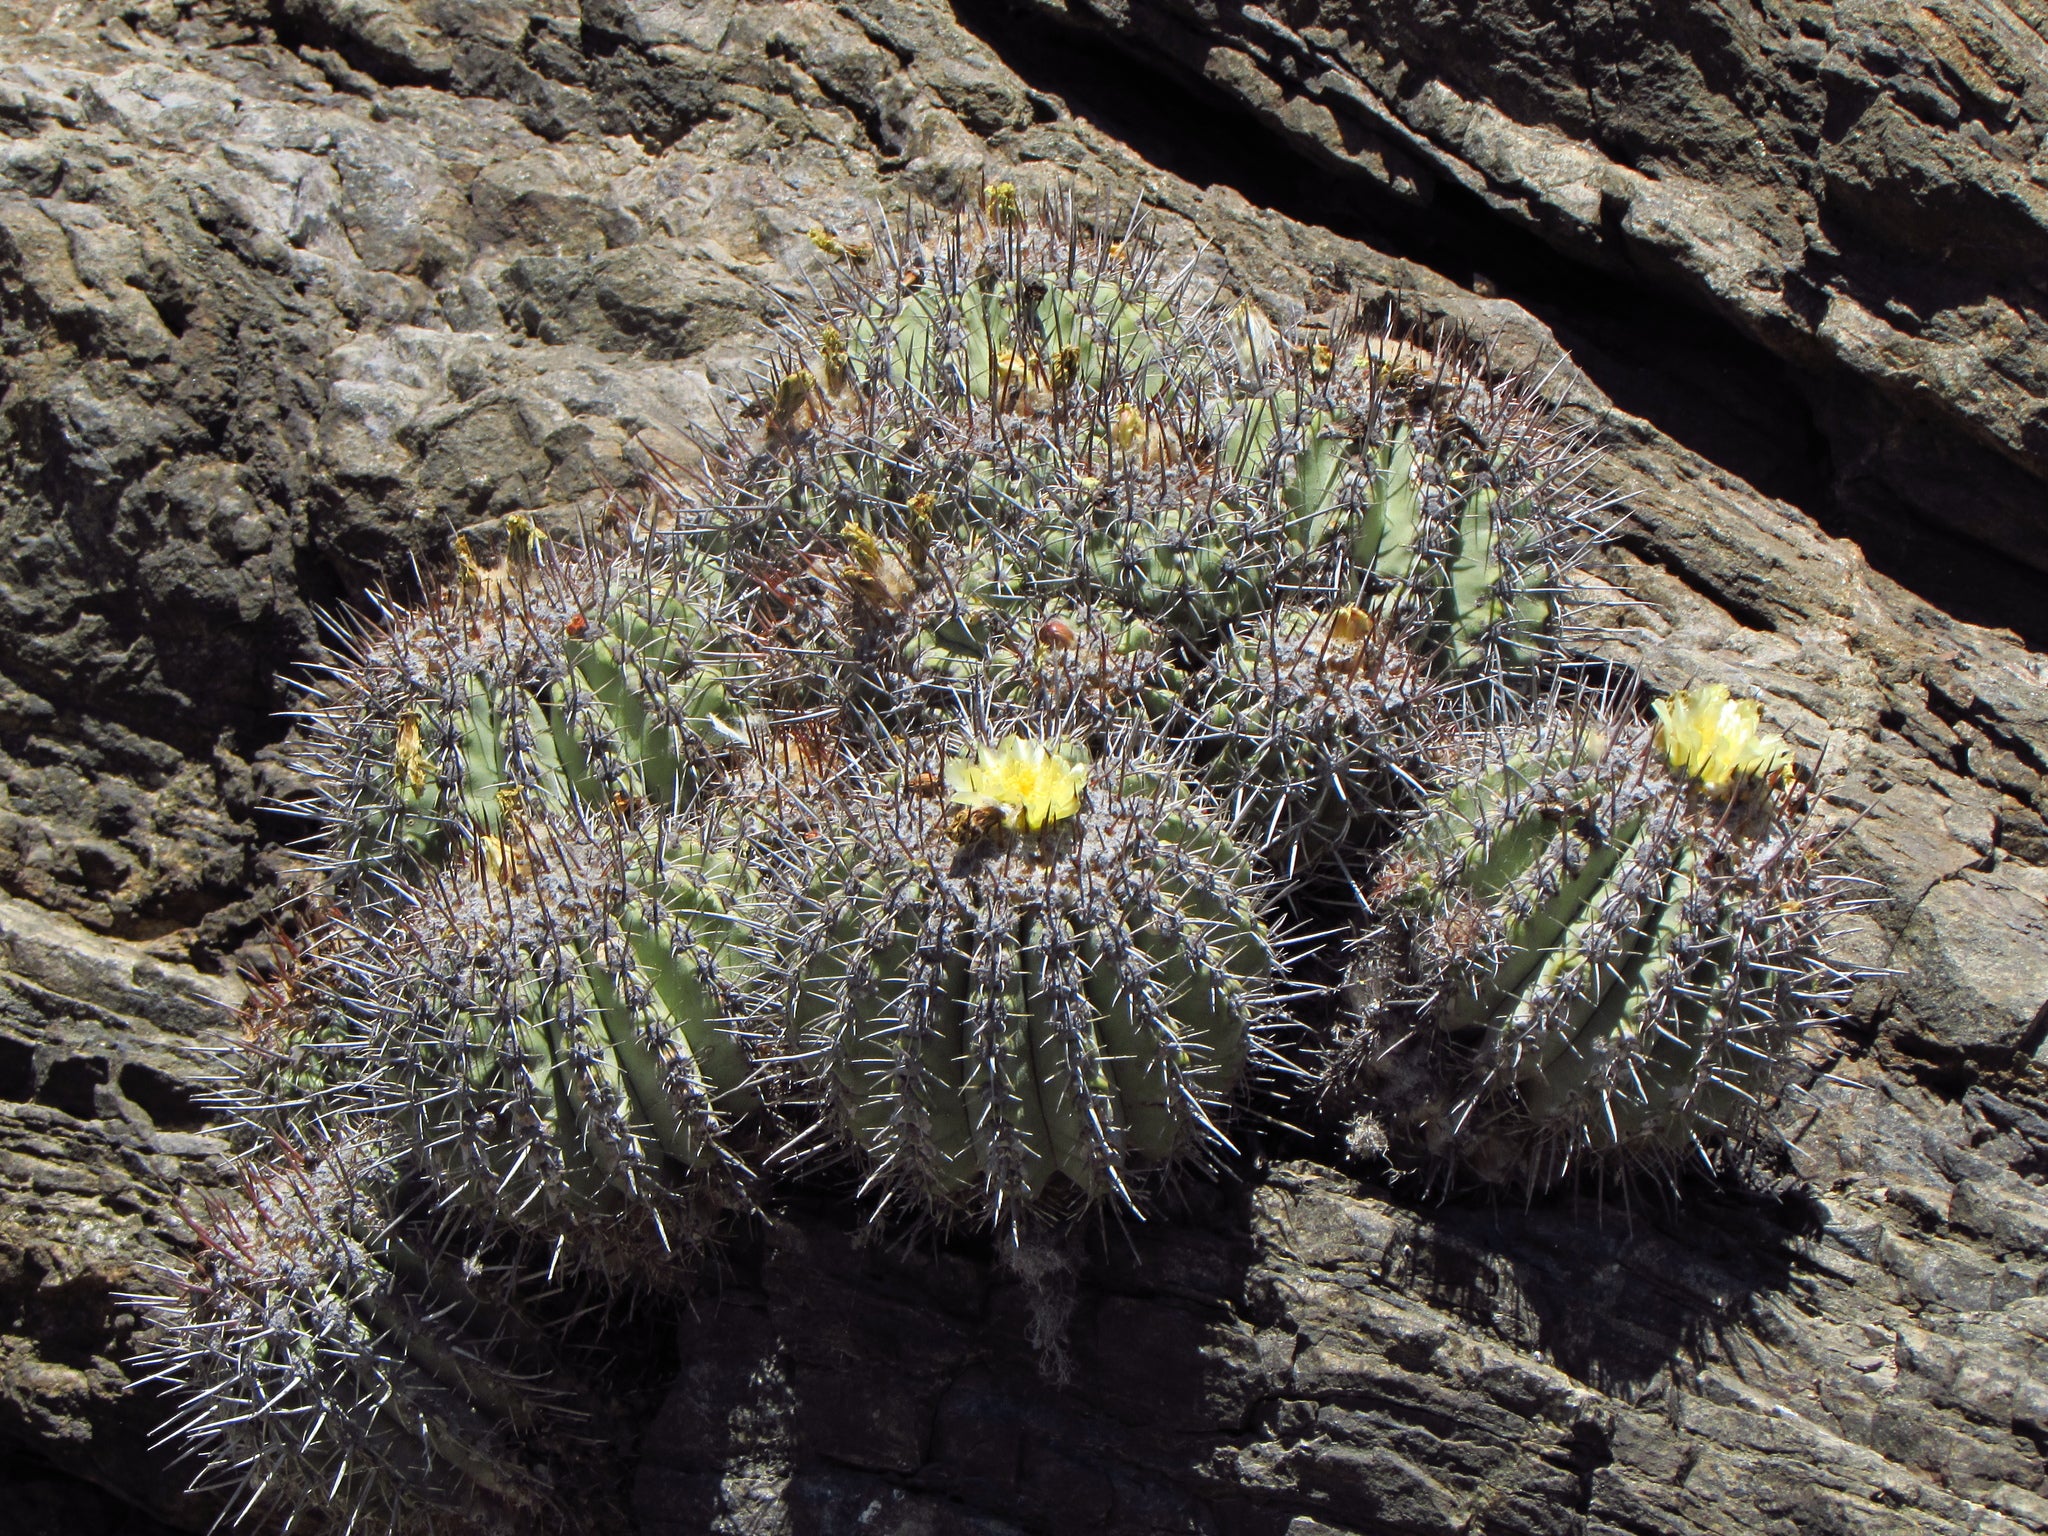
[1329,684,1848,1192]
[137,1134,582,1536]
[767,718,1276,1230]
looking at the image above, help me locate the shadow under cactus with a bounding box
[631,1153,1820,1536]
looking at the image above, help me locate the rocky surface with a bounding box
[0,1,2042,1532]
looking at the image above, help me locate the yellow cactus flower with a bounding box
[840,521,882,575]
[983,181,1022,226]
[1653,684,1793,794]
[807,226,870,263]
[477,833,530,890]
[944,736,1090,832]
[505,514,546,566]
[769,369,816,427]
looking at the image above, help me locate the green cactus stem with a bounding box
[1329,686,1847,1192]
[135,1134,576,1536]
[1185,602,1450,874]
[765,724,1277,1231]
[272,801,768,1267]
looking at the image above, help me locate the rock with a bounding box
[0,896,235,1528]
[0,0,2040,1531]
[1891,865,2048,1072]
[634,1075,2048,1536]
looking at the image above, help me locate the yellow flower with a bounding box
[1653,684,1793,794]
[807,226,870,263]
[983,181,1022,226]
[944,736,1090,832]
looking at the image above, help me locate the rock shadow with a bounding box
[632,1179,1273,1536]
[1369,1173,1819,1400]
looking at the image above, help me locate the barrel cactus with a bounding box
[768,720,1276,1230]
[1328,684,1845,1191]
[294,522,752,884]
[261,800,768,1270]
[1184,602,1449,873]
[137,1134,587,1536]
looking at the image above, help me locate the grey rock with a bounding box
[0,896,234,1527]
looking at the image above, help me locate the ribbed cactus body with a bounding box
[302,542,751,881]
[781,756,1271,1226]
[1334,699,1835,1190]
[139,1137,568,1536]
[269,806,766,1262]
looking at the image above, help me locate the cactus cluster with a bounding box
[143,186,1851,1532]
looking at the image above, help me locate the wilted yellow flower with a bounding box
[1326,604,1373,645]
[769,369,816,426]
[477,833,531,890]
[1653,684,1793,794]
[840,521,882,575]
[1111,403,1145,452]
[807,226,870,263]
[1229,300,1280,375]
[393,709,429,795]
[819,324,851,392]
[944,736,1090,832]
[505,513,546,566]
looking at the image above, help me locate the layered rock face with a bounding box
[0,2,2042,1533]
